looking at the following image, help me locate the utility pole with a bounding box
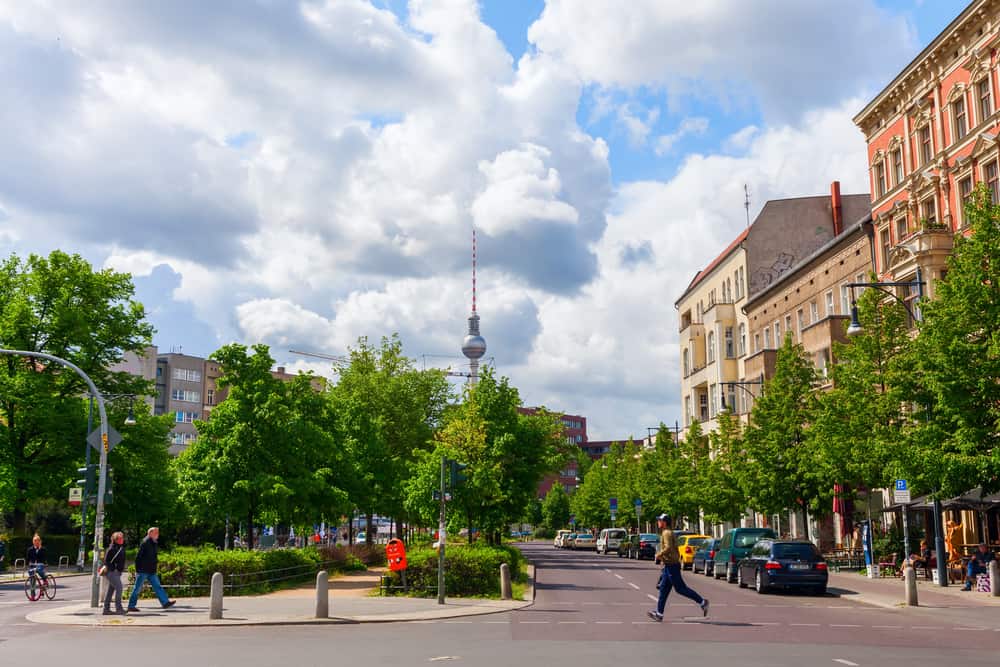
[437,455,447,605]
[76,397,94,571]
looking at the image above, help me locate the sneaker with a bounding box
[162,600,176,609]
[102,610,113,616]
[127,607,140,613]
[962,584,972,591]
[700,599,710,617]
[646,610,663,622]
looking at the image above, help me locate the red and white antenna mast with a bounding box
[461,225,486,385]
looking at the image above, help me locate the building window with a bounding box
[709,384,717,417]
[737,267,745,299]
[874,161,886,197]
[682,349,690,376]
[953,96,968,141]
[684,396,692,426]
[170,389,200,403]
[175,411,199,423]
[724,327,734,358]
[840,284,851,316]
[797,308,805,335]
[879,227,891,271]
[699,393,709,422]
[958,175,974,226]
[206,389,215,406]
[920,197,937,226]
[979,78,993,123]
[773,321,781,347]
[172,368,202,382]
[895,216,908,241]
[784,315,793,341]
[919,125,932,165]
[987,161,1000,205]
[738,323,746,356]
[810,301,819,323]
[708,289,717,307]
[825,290,835,316]
[707,331,716,363]
[753,333,760,354]
[763,327,771,349]
[892,148,904,185]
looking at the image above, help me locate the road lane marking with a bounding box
[582,601,602,605]
[604,568,612,573]
[953,627,986,631]
[557,621,585,624]
[595,621,623,624]
[790,623,820,627]
[872,625,902,629]
[483,620,510,624]
[735,603,756,607]
[832,660,859,667]
[753,622,780,626]
[646,594,658,601]
[519,620,550,624]
[444,621,473,624]
[611,602,633,606]
[830,624,862,628]
[911,626,943,630]
[628,583,641,590]
[614,574,624,580]
[632,621,657,624]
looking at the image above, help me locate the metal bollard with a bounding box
[209,572,224,619]
[903,563,918,606]
[990,560,999,597]
[500,563,512,600]
[315,570,329,618]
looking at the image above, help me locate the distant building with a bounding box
[519,407,588,497]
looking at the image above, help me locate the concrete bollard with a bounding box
[903,563,918,606]
[990,560,999,597]
[500,563,512,600]
[315,570,329,618]
[209,572,224,619]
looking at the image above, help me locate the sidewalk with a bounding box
[828,570,1000,609]
[27,566,535,627]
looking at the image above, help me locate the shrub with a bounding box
[8,534,80,565]
[385,543,525,598]
[533,527,555,539]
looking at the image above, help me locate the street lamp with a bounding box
[843,269,947,585]
[719,379,763,412]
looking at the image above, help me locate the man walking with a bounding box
[127,527,176,612]
[648,514,709,622]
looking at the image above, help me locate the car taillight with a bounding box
[730,554,736,563]
[815,562,828,570]
[685,547,693,554]
[708,551,715,558]
[640,541,648,548]
[764,561,782,570]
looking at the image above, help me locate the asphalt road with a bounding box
[1,544,998,666]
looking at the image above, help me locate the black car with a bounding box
[622,533,660,560]
[692,538,720,576]
[736,539,828,595]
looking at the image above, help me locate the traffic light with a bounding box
[448,459,469,488]
[76,464,97,497]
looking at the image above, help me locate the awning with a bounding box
[943,487,1000,511]
[882,494,934,511]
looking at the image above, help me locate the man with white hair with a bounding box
[127,527,176,612]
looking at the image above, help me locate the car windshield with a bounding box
[577,534,593,539]
[639,534,659,542]
[686,538,707,547]
[773,543,820,559]
[735,532,773,548]
[608,531,626,538]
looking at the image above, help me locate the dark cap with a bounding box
[656,513,671,523]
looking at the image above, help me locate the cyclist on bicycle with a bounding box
[27,534,47,580]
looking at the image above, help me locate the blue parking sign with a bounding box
[609,497,618,511]
[895,480,908,491]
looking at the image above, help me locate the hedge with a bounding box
[128,545,372,598]
[5,535,80,568]
[384,543,525,598]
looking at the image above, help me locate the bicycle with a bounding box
[24,568,57,601]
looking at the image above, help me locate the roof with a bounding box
[674,228,750,308]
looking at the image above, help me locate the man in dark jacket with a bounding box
[127,527,175,612]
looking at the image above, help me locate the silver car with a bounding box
[596,528,627,555]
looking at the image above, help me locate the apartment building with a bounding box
[854,0,1000,296]
[155,352,206,455]
[675,183,869,434]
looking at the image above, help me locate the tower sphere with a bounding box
[462,334,487,360]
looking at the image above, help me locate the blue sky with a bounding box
[0,0,976,438]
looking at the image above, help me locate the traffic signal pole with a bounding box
[437,455,446,605]
[76,396,94,571]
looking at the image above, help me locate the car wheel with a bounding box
[737,566,747,588]
[713,563,722,579]
[706,563,714,577]
[692,561,700,574]
[726,563,736,583]
[755,569,768,594]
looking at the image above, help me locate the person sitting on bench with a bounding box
[962,543,995,591]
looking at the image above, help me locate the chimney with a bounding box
[830,180,843,235]
[276,366,285,374]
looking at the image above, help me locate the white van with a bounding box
[596,528,628,555]
[554,529,573,548]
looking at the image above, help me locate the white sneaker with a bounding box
[647,610,663,622]
[700,599,710,617]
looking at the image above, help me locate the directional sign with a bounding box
[634,498,642,508]
[609,497,618,511]
[68,487,82,506]
[893,479,910,504]
[87,426,122,453]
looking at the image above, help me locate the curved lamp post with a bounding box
[0,349,110,606]
[843,269,947,585]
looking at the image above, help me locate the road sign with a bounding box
[893,479,910,504]
[68,487,82,506]
[87,426,122,452]
[609,497,618,511]
[634,498,642,508]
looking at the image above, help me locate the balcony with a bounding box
[742,349,777,383]
[888,226,953,277]
[679,320,704,340]
[801,316,850,355]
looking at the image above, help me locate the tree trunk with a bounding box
[246,505,255,550]
[366,512,374,546]
[395,516,404,541]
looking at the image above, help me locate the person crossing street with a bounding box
[648,514,709,622]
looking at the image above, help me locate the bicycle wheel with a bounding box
[24,576,40,601]
[43,574,57,600]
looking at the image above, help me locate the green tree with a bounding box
[329,335,451,543]
[176,344,348,548]
[0,251,153,534]
[904,186,1000,496]
[701,411,747,526]
[742,335,827,532]
[541,483,570,530]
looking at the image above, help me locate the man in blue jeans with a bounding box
[127,527,176,611]
[648,514,709,621]
[962,543,995,591]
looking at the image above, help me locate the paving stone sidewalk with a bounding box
[828,570,1000,609]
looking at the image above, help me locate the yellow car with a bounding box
[678,534,711,569]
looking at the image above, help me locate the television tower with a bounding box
[461,227,487,385]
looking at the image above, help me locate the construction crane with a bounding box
[288,349,349,369]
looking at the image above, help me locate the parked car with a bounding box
[573,533,597,550]
[564,533,579,548]
[677,534,710,570]
[713,528,778,583]
[596,528,628,555]
[736,539,828,595]
[554,530,572,548]
[622,533,660,560]
[692,538,720,576]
